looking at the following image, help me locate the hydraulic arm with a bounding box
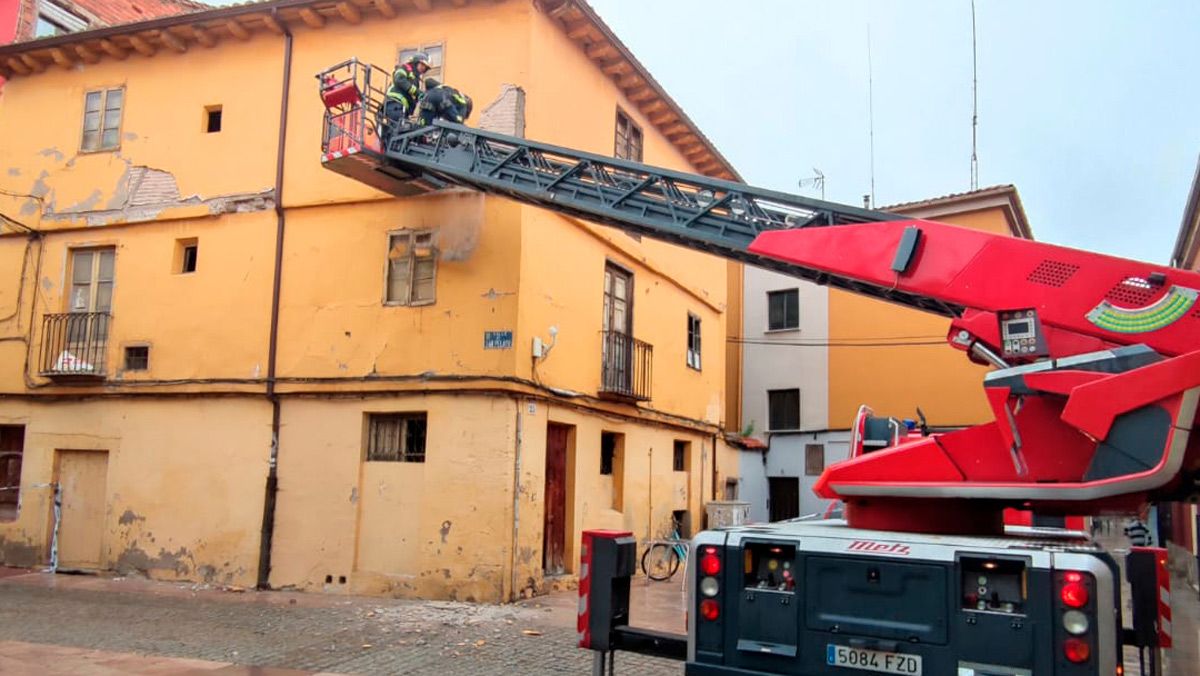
[318,61,1200,534]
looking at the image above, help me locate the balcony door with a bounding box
[602,264,633,393]
[64,248,113,372]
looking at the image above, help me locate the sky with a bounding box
[582,0,1200,264]
[207,0,1200,263]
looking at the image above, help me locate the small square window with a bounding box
[366,413,427,462]
[124,346,149,371]
[175,238,198,274]
[205,105,222,133]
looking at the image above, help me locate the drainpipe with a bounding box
[509,399,524,600]
[257,9,293,590]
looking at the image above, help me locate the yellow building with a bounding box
[0,0,742,601]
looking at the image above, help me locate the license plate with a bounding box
[827,644,923,675]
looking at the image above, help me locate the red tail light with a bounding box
[1063,638,1090,663]
[700,599,720,621]
[700,549,721,576]
[1061,580,1089,608]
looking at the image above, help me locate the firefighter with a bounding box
[381,52,431,140]
[417,77,474,126]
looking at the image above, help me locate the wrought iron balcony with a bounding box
[39,312,110,380]
[599,330,652,402]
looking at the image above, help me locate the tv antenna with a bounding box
[798,168,826,200]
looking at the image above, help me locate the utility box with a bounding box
[706,501,751,529]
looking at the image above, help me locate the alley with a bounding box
[0,569,682,675]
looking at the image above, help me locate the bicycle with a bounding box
[640,524,689,581]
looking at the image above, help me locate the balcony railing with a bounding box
[599,330,652,402]
[39,312,110,379]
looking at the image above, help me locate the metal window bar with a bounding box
[40,312,109,376]
[600,330,652,401]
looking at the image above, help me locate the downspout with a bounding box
[257,9,293,590]
[509,399,524,600]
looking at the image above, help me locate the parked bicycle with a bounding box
[640,522,689,581]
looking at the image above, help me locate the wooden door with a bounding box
[57,450,109,571]
[768,476,800,523]
[543,423,569,575]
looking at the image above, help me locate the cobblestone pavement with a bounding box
[0,571,682,675]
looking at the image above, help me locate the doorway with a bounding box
[56,450,109,571]
[543,423,572,575]
[768,476,800,523]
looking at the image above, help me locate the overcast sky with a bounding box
[211,1,1199,263]
[585,0,1200,264]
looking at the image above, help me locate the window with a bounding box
[175,238,198,274]
[205,105,223,133]
[600,431,625,511]
[805,444,825,476]
[386,230,437,306]
[398,43,444,80]
[600,431,617,475]
[673,440,690,472]
[686,313,701,370]
[36,1,86,37]
[0,425,24,522]
[124,346,149,371]
[723,478,739,501]
[767,289,799,331]
[614,109,643,162]
[366,413,427,462]
[69,248,115,313]
[82,88,124,152]
[767,388,801,431]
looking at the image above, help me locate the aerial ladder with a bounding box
[318,60,1197,675]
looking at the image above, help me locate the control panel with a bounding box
[998,309,1048,359]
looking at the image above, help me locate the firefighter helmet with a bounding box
[423,77,442,90]
[406,52,431,70]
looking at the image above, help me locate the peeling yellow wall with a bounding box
[0,0,736,598]
[0,399,269,584]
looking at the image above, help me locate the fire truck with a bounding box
[317,59,1196,676]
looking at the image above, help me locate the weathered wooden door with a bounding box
[543,423,569,575]
[768,476,800,523]
[57,450,109,571]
